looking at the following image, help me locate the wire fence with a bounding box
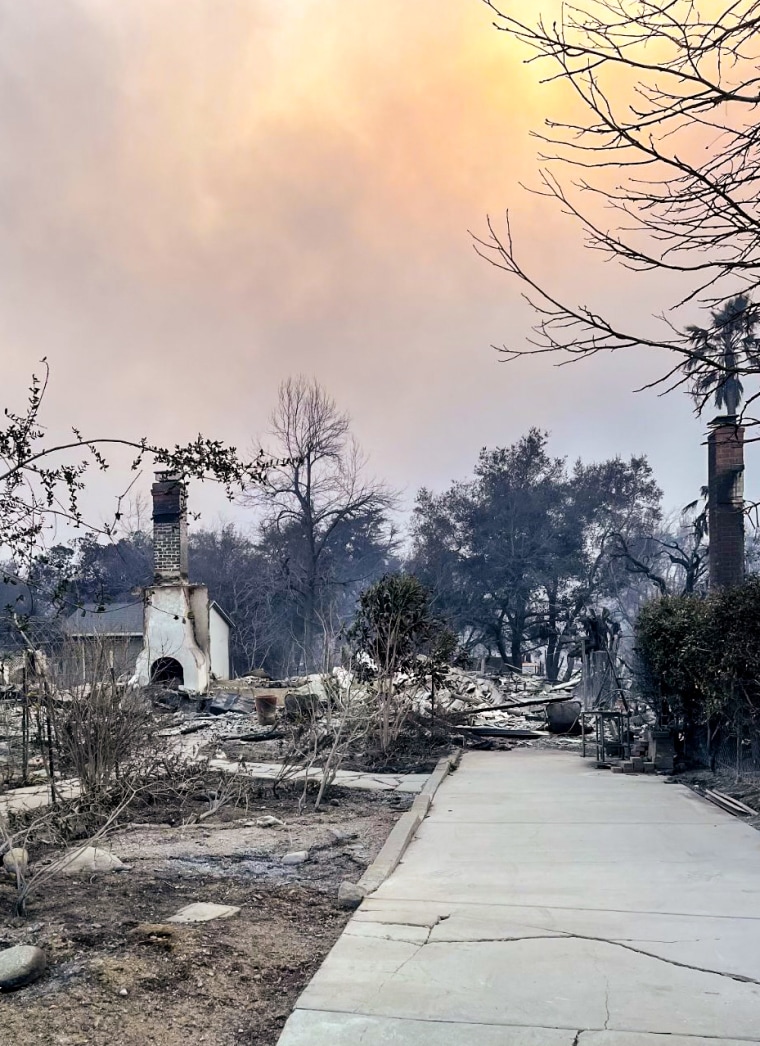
[686,720,760,780]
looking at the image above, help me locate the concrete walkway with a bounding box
[277,750,760,1044]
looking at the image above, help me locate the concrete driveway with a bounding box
[277,750,760,1044]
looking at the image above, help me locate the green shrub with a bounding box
[636,577,760,731]
[348,573,456,755]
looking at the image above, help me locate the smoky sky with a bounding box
[0,0,731,535]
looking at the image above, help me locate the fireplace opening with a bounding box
[150,656,184,687]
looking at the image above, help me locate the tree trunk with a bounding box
[545,637,560,683]
[302,570,317,671]
[510,631,523,674]
[545,583,560,682]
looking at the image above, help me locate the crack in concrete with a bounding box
[371,914,453,993]
[358,915,450,931]
[372,896,760,921]
[381,943,425,985]
[419,930,760,987]
[422,914,449,944]
[560,931,760,987]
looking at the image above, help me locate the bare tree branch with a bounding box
[478,0,760,401]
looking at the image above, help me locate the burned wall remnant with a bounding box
[707,419,745,590]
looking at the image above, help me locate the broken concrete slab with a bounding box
[205,758,428,794]
[168,902,240,924]
[296,892,760,1039]
[0,778,80,817]
[345,920,430,945]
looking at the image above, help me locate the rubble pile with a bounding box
[425,667,585,742]
[1,664,591,790]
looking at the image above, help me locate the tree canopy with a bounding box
[410,429,661,679]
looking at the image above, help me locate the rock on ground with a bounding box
[326,828,351,845]
[337,882,365,909]
[60,846,127,874]
[2,847,29,877]
[0,946,46,990]
[282,851,309,865]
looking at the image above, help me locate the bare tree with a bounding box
[476,1,760,407]
[610,502,709,607]
[246,377,397,672]
[1,361,276,571]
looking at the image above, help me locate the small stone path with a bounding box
[0,763,425,820]
[206,758,427,793]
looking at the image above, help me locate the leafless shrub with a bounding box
[276,670,371,811]
[47,637,155,796]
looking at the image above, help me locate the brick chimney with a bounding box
[151,471,188,583]
[707,419,745,589]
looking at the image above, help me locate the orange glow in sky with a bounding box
[0,0,714,518]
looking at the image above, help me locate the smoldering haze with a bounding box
[0,0,718,527]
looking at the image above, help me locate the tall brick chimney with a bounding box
[151,471,188,583]
[707,419,745,589]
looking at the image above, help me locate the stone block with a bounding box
[168,902,240,924]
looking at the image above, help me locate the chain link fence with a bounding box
[684,719,760,780]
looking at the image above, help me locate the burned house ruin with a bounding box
[132,472,231,691]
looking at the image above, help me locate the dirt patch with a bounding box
[0,787,408,1045]
[676,768,760,830]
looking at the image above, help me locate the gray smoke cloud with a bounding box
[0,0,715,532]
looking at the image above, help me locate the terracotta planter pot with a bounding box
[254,694,279,726]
